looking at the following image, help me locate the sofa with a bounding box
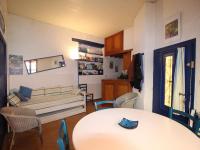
[16,86,86,124]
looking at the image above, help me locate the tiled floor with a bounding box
[3,101,95,150]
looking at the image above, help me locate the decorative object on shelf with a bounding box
[115,65,118,72]
[9,55,23,75]
[78,60,103,75]
[79,43,103,56]
[0,9,5,34]
[24,55,65,74]
[77,42,103,76]
[118,70,128,79]
[164,12,181,42]
[109,61,113,69]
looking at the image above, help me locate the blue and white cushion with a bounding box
[7,94,20,106]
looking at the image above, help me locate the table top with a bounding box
[73,108,200,150]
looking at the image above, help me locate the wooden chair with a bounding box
[79,84,94,102]
[57,119,69,150]
[0,107,43,150]
[169,107,200,137]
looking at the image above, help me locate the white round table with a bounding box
[73,108,200,150]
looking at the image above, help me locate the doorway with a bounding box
[153,39,196,116]
[0,33,7,149]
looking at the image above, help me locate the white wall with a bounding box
[131,0,200,111]
[132,5,145,109]
[7,14,121,99]
[130,3,155,111]
[124,26,134,50]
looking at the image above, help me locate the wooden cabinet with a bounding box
[104,31,123,56]
[115,81,130,98]
[113,31,123,52]
[123,51,131,70]
[102,79,131,100]
[105,36,113,55]
[102,80,115,100]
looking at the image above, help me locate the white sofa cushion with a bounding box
[61,86,73,93]
[20,93,83,110]
[45,87,61,95]
[32,88,45,96]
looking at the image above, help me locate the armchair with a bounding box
[94,92,138,111]
[0,107,43,150]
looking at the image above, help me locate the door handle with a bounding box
[179,93,185,96]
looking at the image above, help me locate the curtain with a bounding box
[173,47,185,111]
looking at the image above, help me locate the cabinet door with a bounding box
[123,51,131,70]
[116,81,131,98]
[113,31,123,52]
[105,36,113,56]
[102,81,115,100]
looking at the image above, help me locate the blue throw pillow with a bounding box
[19,86,32,99]
[14,92,29,102]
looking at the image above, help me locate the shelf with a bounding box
[79,69,103,71]
[79,51,103,56]
[78,59,103,63]
[79,74,103,76]
[107,49,133,57]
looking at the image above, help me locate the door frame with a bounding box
[0,31,7,149]
[153,39,196,116]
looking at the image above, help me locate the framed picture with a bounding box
[115,65,118,72]
[164,13,181,43]
[9,55,23,75]
[109,61,114,69]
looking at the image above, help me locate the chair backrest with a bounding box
[78,84,87,93]
[114,92,138,108]
[169,107,199,137]
[57,119,69,150]
[0,107,39,132]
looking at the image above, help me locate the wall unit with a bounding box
[102,79,131,100]
[103,30,133,100]
[104,31,123,56]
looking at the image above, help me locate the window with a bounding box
[164,56,173,107]
[25,60,37,74]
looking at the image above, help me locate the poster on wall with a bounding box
[9,55,23,75]
[164,13,181,43]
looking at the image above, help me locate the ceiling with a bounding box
[7,0,144,38]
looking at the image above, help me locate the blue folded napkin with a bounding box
[119,118,138,129]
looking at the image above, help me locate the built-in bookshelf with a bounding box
[72,38,104,76]
[78,53,103,75]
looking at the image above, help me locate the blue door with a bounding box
[153,39,196,116]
